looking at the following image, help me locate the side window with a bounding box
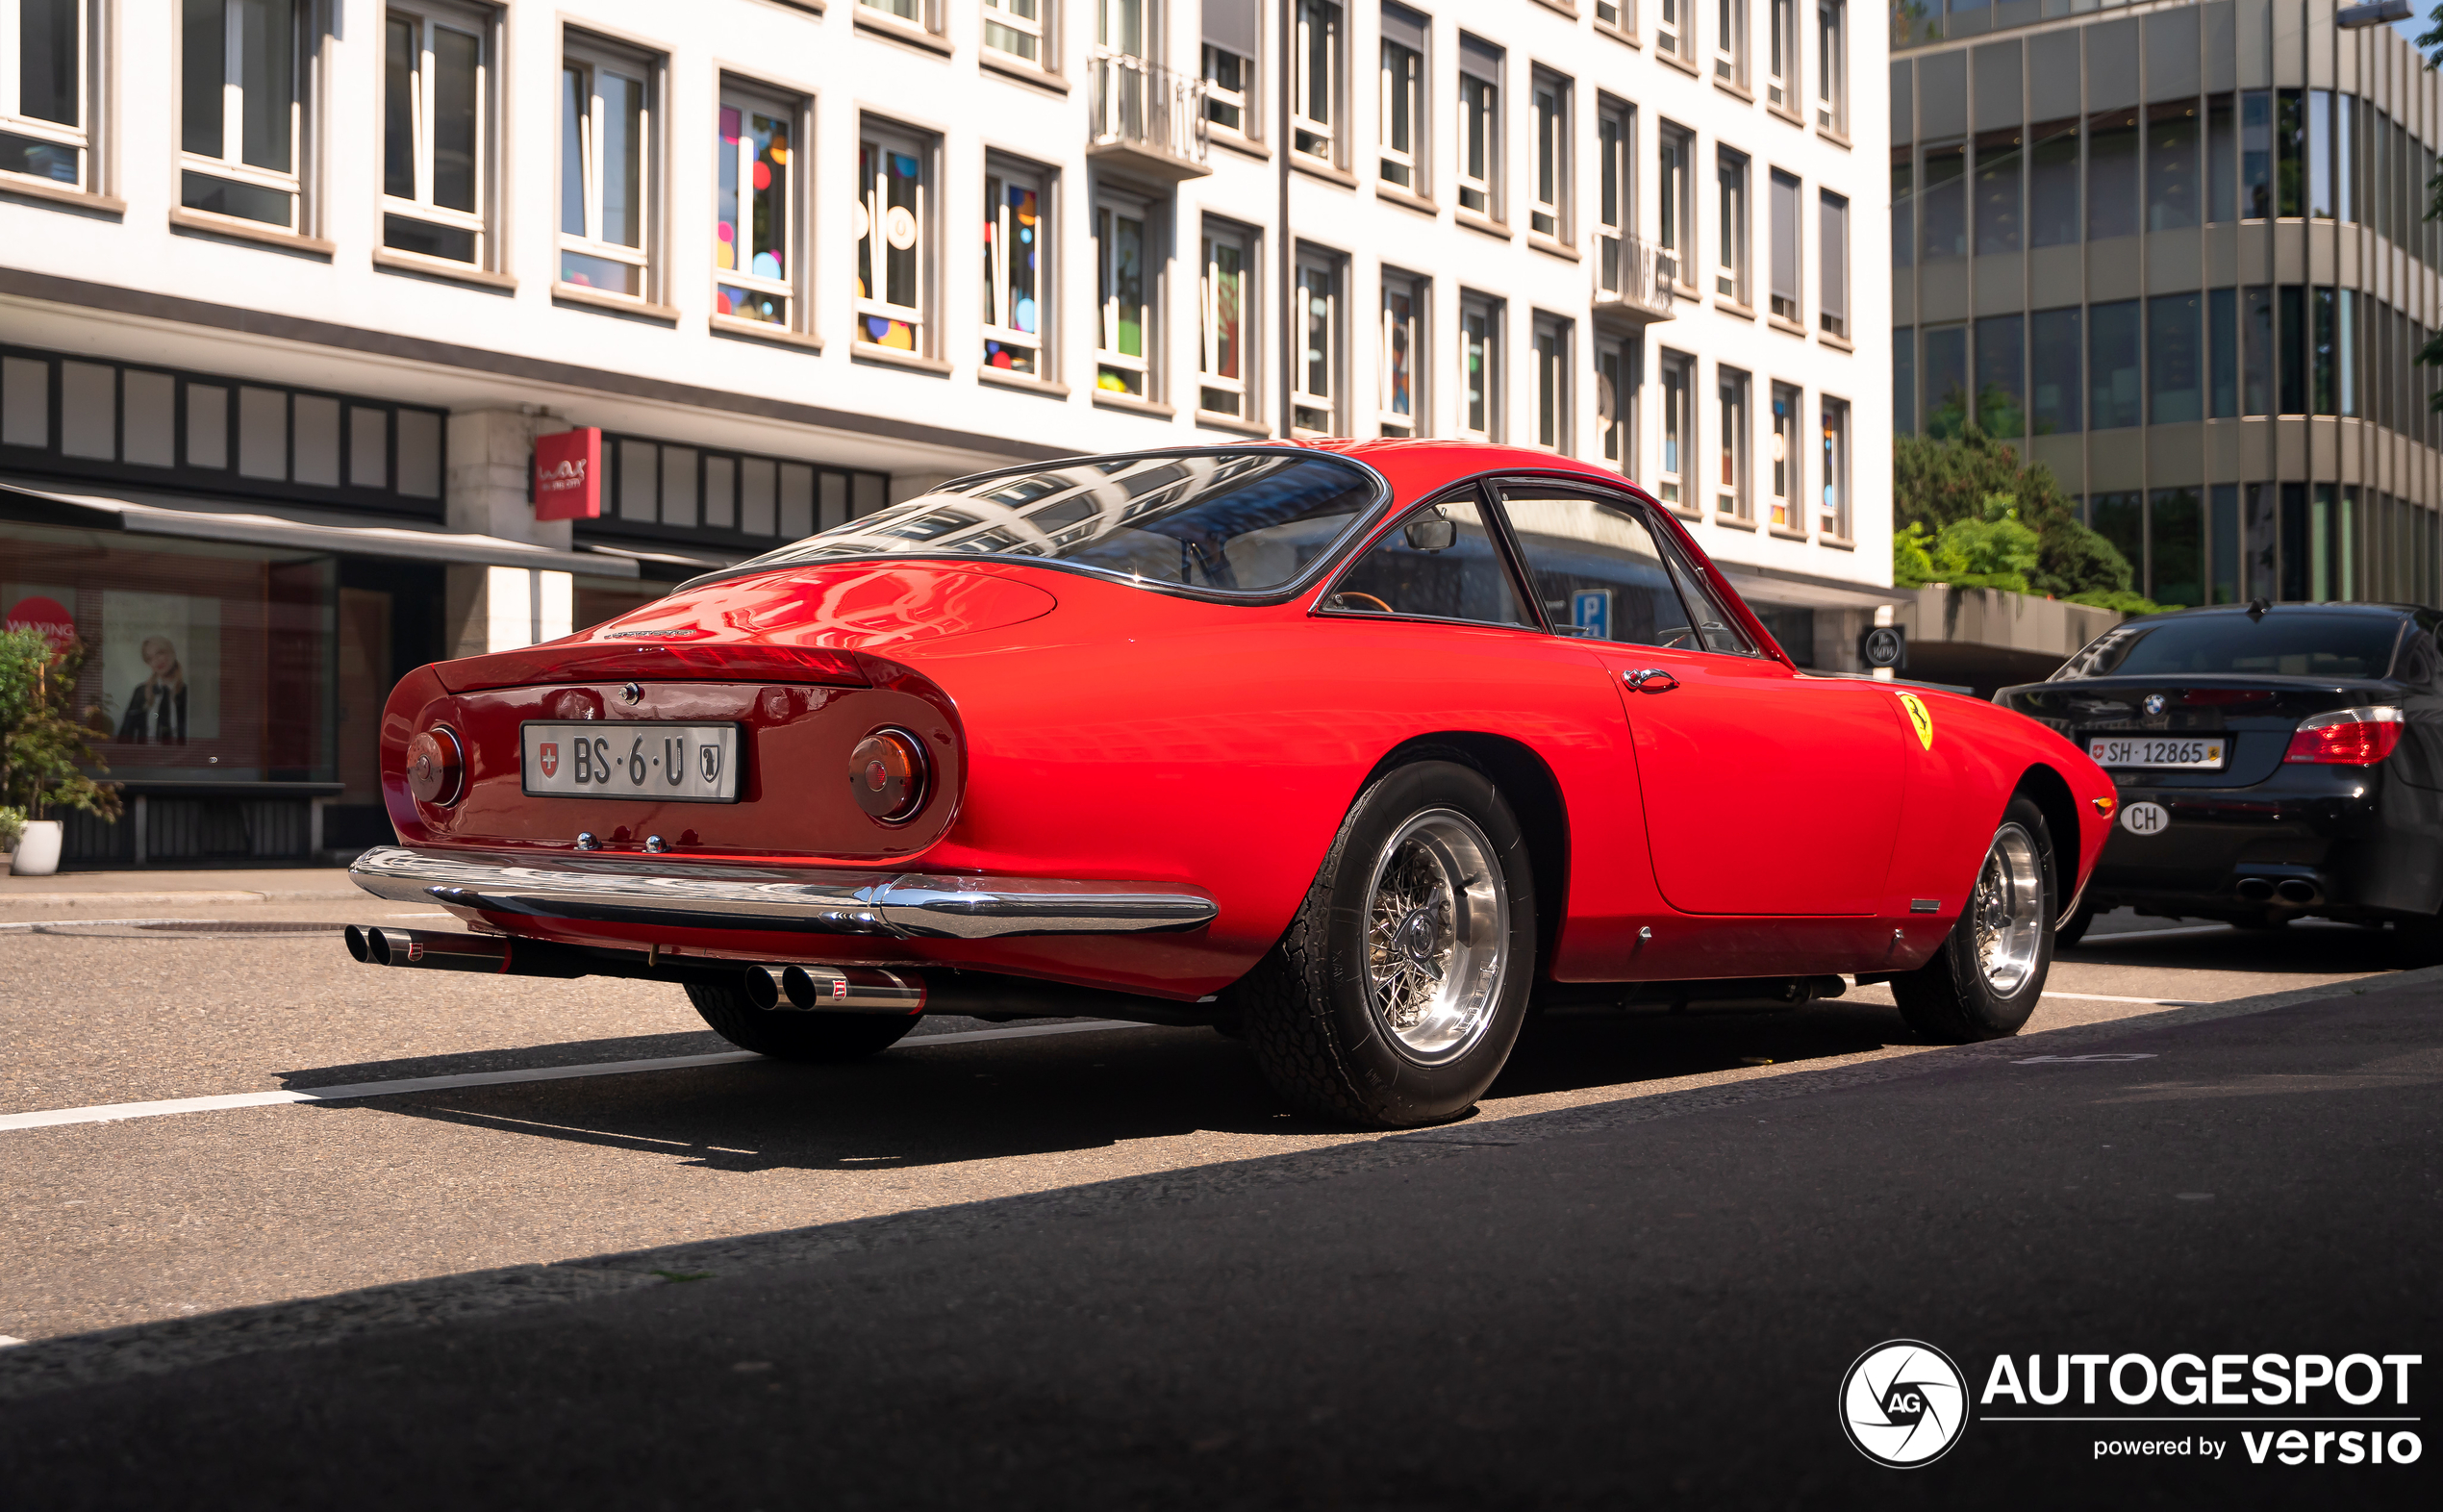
[1496,488,1697,648]
[1324,497,1533,627]
[1662,549,1758,655]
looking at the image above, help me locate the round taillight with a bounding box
[407,726,466,807]
[849,729,927,823]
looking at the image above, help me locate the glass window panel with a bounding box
[618,439,657,520]
[2279,284,2305,414]
[237,0,296,172]
[661,447,697,528]
[395,408,441,497]
[384,17,416,201]
[2210,484,2240,604]
[852,473,887,518]
[182,0,225,156]
[186,383,228,468]
[180,171,292,226]
[2276,88,2304,218]
[703,454,737,529]
[560,65,585,235]
[1893,326,1915,436]
[2148,293,2202,425]
[2240,89,2273,218]
[2243,284,2275,416]
[291,393,340,485]
[2311,286,2336,416]
[819,472,848,531]
[1327,498,1531,627]
[1975,314,2025,436]
[1716,367,1749,518]
[2307,89,2332,218]
[1658,350,1692,505]
[2147,100,2199,232]
[2027,118,2079,248]
[1499,491,1697,646]
[1,356,49,447]
[1921,140,1965,260]
[1890,147,1913,269]
[983,171,1044,371]
[2205,92,2237,223]
[1923,324,1967,438]
[56,361,112,459]
[432,27,481,214]
[1974,128,2022,255]
[238,385,287,478]
[599,71,643,247]
[2149,489,2203,607]
[2030,306,2080,435]
[2087,107,2140,239]
[742,456,776,535]
[780,464,815,539]
[1199,229,1247,417]
[118,370,173,468]
[2091,491,2143,579]
[348,405,388,489]
[1819,397,1850,538]
[2208,288,2238,418]
[2088,300,2141,430]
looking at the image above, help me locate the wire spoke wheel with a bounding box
[1361,808,1509,1065]
[1972,821,2046,998]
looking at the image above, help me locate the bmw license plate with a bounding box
[2086,736,2228,770]
[521,722,742,801]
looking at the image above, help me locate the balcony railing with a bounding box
[1594,232,1676,322]
[1088,51,1212,181]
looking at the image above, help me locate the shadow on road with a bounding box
[2058,920,2393,974]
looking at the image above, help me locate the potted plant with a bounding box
[0,626,121,877]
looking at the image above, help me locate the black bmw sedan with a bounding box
[1996,602,2443,954]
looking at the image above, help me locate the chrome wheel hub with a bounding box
[1973,822,2046,997]
[1363,809,1509,1064]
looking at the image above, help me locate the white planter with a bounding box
[11,819,63,876]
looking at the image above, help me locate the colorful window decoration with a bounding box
[1096,202,1148,395]
[983,173,1044,374]
[856,132,927,352]
[716,100,792,326]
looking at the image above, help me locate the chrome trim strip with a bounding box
[348,845,1218,940]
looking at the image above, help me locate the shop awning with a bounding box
[0,477,638,578]
[1713,560,1915,611]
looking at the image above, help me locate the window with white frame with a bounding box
[559,36,654,296]
[1767,0,1798,113]
[1596,97,1636,298]
[1716,145,1749,304]
[181,0,305,229]
[1457,37,1499,219]
[1597,335,1637,473]
[1531,70,1570,241]
[856,120,931,351]
[1815,0,1845,134]
[1659,122,1695,290]
[1199,220,1253,418]
[716,81,799,327]
[1532,313,1571,451]
[1381,270,1423,436]
[1818,394,1849,537]
[1459,292,1499,440]
[1818,188,1848,337]
[1097,0,1143,54]
[1096,190,1150,396]
[1769,381,1801,528]
[1657,349,1693,508]
[4,0,91,190]
[862,0,932,26]
[982,0,1045,64]
[1717,365,1750,519]
[984,161,1048,374]
[1294,248,1340,433]
[1656,0,1682,61]
[1293,0,1338,163]
[1768,166,1801,323]
[1714,0,1745,88]
[1379,4,1423,192]
[383,5,492,265]
[1203,0,1258,139]
[1595,0,1626,31]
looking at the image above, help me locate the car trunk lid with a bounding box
[1999,675,2403,788]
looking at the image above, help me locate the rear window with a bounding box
[715,450,1379,595]
[2053,614,2405,681]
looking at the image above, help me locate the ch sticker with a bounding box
[1897,692,1935,750]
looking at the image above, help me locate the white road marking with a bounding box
[0,1020,1157,1134]
[2068,924,2235,945]
[0,917,204,931]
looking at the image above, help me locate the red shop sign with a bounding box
[4,594,77,654]
[534,427,603,521]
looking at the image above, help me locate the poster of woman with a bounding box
[103,591,219,746]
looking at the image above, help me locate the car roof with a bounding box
[2118,602,2423,625]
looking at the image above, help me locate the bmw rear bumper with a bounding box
[348,845,1220,940]
[2085,771,2440,920]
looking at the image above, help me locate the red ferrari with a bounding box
[347,441,2117,1126]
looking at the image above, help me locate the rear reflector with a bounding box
[2283,705,2404,766]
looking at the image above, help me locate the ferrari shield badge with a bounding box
[1897,692,1935,750]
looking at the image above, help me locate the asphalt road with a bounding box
[0,877,2434,1506]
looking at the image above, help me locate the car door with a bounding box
[1491,482,1909,916]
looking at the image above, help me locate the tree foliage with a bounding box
[0,627,122,824]
[1893,424,2160,610]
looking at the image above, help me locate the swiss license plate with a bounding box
[521,722,742,802]
[2087,736,2228,770]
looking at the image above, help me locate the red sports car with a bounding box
[348,441,2117,1126]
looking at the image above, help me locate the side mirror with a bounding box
[1404,514,1459,552]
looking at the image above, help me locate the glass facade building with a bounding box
[1893,0,2441,608]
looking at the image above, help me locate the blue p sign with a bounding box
[1573,589,1612,641]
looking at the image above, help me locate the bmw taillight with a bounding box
[2282,706,2404,766]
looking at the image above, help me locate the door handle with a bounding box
[1624,668,1680,693]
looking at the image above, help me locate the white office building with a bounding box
[0,0,1889,864]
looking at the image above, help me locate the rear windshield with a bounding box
[715,451,1379,595]
[2053,614,2404,681]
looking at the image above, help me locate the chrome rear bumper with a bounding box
[348,845,1219,940]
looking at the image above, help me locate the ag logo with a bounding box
[1841,1340,1968,1468]
[2121,800,2170,836]
[1896,692,1935,750]
[539,743,560,779]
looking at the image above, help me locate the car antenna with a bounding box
[2246,597,2269,620]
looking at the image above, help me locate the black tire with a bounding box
[1230,759,1537,1128]
[2053,899,2098,948]
[683,982,919,1061]
[2392,911,2443,968]
[1893,794,2057,1044]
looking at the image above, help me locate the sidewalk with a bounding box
[0,868,361,907]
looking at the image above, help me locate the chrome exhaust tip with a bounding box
[2276,878,2321,905]
[344,923,376,964]
[2235,878,2277,903]
[741,964,789,1011]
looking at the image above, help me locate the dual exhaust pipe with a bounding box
[2234,877,2322,906]
[345,924,921,1015]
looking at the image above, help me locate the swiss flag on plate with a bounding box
[539,743,560,778]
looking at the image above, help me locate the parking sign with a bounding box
[1573,589,1612,641]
